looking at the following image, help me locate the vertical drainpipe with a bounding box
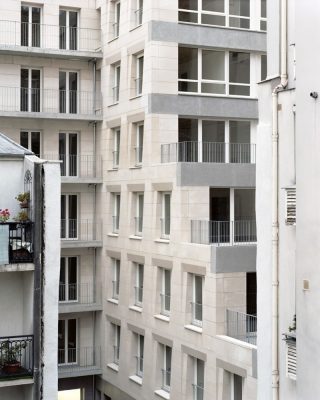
[271,1,288,399]
[33,162,43,400]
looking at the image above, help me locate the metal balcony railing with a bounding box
[60,219,102,242]
[160,218,170,239]
[0,87,101,117]
[0,335,33,380]
[43,154,103,179]
[58,346,101,372]
[226,309,257,345]
[59,282,100,305]
[134,286,143,306]
[161,368,171,392]
[135,355,144,378]
[0,222,33,264]
[134,216,143,236]
[160,293,171,316]
[112,280,120,300]
[161,142,256,164]
[191,219,257,246]
[0,20,101,52]
[192,384,204,400]
[191,301,203,327]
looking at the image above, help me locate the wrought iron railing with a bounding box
[0,335,33,379]
[0,222,34,264]
[226,309,257,345]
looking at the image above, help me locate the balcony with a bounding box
[60,219,102,248]
[226,309,257,345]
[0,222,33,265]
[0,21,102,58]
[0,87,102,120]
[161,142,255,187]
[58,346,101,378]
[59,282,102,313]
[43,154,103,183]
[0,335,33,381]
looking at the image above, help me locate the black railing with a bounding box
[0,222,34,264]
[0,335,34,379]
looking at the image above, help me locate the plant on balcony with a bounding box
[15,192,30,208]
[14,210,29,222]
[288,314,296,332]
[0,209,10,223]
[0,340,26,374]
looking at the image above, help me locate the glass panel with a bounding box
[229,84,250,96]
[69,11,78,50]
[194,276,202,305]
[165,346,172,387]
[202,50,225,81]
[21,6,29,46]
[138,125,144,162]
[201,13,225,26]
[138,194,144,220]
[234,374,243,400]
[59,72,66,113]
[69,72,77,114]
[260,20,267,31]
[229,0,250,17]
[20,131,29,149]
[32,7,41,47]
[234,189,255,219]
[31,69,40,112]
[68,319,77,363]
[59,133,66,175]
[202,121,225,162]
[164,194,171,235]
[59,10,66,49]
[178,119,198,162]
[201,82,226,94]
[68,195,78,238]
[20,69,29,112]
[68,257,77,301]
[261,0,266,18]
[179,11,198,23]
[229,121,251,162]
[229,17,250,29]
[197,359,205,387]
[164,269,171,311]
[261,54,267,80]
[139,335,144,358]
[178,81,198,92]
[202,0,224,12]
[179,0,198,10]
[59,258,66,301]
[58,320,65,364]
[69,133,78,176]
[61,195,66,238]
[229,52,250,84]
[31,132,40,156]
[179,47,198,80]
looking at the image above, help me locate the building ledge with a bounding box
[59,302,103,313]
[154,389,170,400]
[61,177,103,184]
[0,377,34,388]
[184,324,203,334]
[58,366,102,379]
[154,238,170,244]
[154,314,170,323]
[107,363,119,372]
[0,111,102,121]
[216,335,257,350]
[129,305,143,313]
[61,240,103,248]
[129,375,143,386]
[0,263,34,272]
[107,298,119,305]
[107,233,119,238]
[129,235,142,241]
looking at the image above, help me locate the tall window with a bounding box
[113,63,121,103]
[135,54,144,96]
[161,192,171,239]
[113,1,121,38]
[134,263,144,307]
[162,345,172,392]
[193,358,204,400]
[59,9,78,50]
[58,319,77,365]
[135,123,144,166]
[135,0,143,26]
[112,258,120,300]
[112,193,121,233]
[61,194,78,239]
[20,68,41,112]
[231,374,243,400]
[135,334,144,378]
[260,0,267,31]
[59,257,78,302]
[20,131,41,157]
[59,132,78,177]
[21,5,41,47]
[160,268,171,316]
[59,71,78,114]
[112,324,121,365]
[192,275,203,327]
[113,127,120,168]
[134,193,144,236]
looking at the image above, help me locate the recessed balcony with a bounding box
[60,219,102,248]
[0,21,102,58]
[226,309,257,345]
[0,88,102,120]
[59,282,102,313]
[0,222,33,265]
[58,346,101,378]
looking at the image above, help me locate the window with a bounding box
[134,263,144,307]
[20,68,41,112]
[59,257,78,302]
[59,71,78,114]
[112,193,121,233]
[178,0,250,29]
[135,54,144,96]
[112,324,121,365]
[20,131,41,156]
[113,127,120,168]
[231,374,243,400]
[178,48,250,96]
[261,54,267,81]
[61,194,78,239]
[112,258,120,300]
[59,10,78,50]
[191,275,203,327]
[112,63,121,103]
[135,123,144,166]
[162,345,172,392]
[113,1,121,38]
[135,334,144,378]
[59,132,78,177]
[193,358,204,400]
[21,5,41,47]
[135,0,143,26]
[260,0,267,31]
[58,319,77,365]
[134,193,144,236]
[161,192,171,239]
[160,268,171,316]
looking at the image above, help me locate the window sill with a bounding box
[154,238,170,244]
[155,389,170,400]
[154,314,170,323]
[184,324,203,334]
[108,102,119,108]
[107,36,119,44]
[130,94,143,101]
[129,24,142,33]
[107,167,119,172]
[129,165,142,170]
[107,363,119,372]
[108,233,119,237]
[129,305,143,313]
[129,235,143,241]
[129,375,143,385]
[107,298,119,305]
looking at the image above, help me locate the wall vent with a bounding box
[285,187,296,225]
[286,339,297,380]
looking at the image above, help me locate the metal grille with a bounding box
[285,187,296,225]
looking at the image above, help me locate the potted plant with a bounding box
[14,210,29,222]
[0,208,10,223]
[15,192,30,209]
[0,340,26,374]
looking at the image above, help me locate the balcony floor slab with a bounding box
[61,240,103,249]
[0,263,34,272]
[58,366,102,379]
[0,46,102,60]
[0,377,33,388]
[59,303,103,314]
[0,111,102,121]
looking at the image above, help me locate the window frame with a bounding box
[113,127,121,168]
[112,258,120,299]
[161,268,171,316]
[161,192,171,239]
[134,262,144,307]
[134,192,144,236]
[192,274,203,327]
[135,53,144,96]
[112,193,121,233]
[20,130,41,157]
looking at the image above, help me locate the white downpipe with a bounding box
[272,1,288,399]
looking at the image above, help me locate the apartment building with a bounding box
[0,133,60,400]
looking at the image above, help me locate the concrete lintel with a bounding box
[181,344,207,361]
[151,257,173,269]
[127,323,145,335]
[182,263,206,276]
[216,358,247,378]
[127,253,145,264]
[153,333,173,347]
